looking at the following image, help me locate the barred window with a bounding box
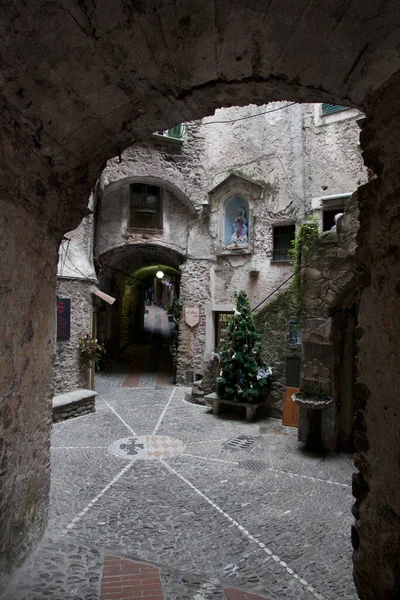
[272,225,295,262]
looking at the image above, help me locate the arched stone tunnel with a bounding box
[98,243,183,355]
[1,2,400,598]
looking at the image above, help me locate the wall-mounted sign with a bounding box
[184,306,200,328]
[57,297,71,340]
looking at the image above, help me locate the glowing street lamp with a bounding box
[156,270,164,279]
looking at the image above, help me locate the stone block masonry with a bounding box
[52,389,97,423]
[53,279,94,395]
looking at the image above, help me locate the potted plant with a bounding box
[79,332,104,370]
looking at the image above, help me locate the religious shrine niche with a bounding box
[207,173,263,257]
[224,195,249,249]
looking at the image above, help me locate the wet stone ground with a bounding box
[0,373,357,600]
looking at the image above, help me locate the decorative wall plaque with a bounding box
[184,306,200,328]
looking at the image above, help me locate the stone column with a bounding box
[0,196,59,572]
[0,118,88,574]
[352,97,400,599]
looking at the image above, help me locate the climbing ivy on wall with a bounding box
[170,299,183,366]
[289,217,319,312]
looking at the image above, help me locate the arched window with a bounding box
[223,195,249,248]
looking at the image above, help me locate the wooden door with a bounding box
[282,356,301,427]
[282,386,299,427]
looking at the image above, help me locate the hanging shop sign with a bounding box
[184,306,200,328]
[57,297,71,340]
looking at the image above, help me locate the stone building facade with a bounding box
[297,194,360,452]
[95,102,365,393]
[2,5,400,598]
[53,199,97,394]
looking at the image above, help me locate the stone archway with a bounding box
[1,3,400,598]
[98,244,184,354]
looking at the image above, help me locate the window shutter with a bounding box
[322,104,348,115]
[168,124,183,139]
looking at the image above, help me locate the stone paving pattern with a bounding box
[0,371,357,600]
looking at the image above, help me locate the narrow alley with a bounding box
[0,348,356,600]
[121,306,175,388]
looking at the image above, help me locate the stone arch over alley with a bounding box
[1,3,400,599]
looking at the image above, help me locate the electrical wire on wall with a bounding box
[200,102,297,125]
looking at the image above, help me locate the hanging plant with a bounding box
[79,332,104,369]
[288,217,319,313]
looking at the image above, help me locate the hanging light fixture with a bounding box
[156,270,164,279]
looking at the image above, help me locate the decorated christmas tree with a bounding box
[216,291,271,403]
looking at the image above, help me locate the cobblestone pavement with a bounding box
[0,373,357,600]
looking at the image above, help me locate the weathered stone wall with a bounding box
[0,202,56,576]
[177,259,211,382]
[350,90,400,599]
[0,117,69,574]
[299,196,359,452]
[302,195,359,318]
[254,291,300,417]
[53,205,97,394]
[304,106,366,200]
[98,182,192,259]
[206,172,293,309]
[53,279,94,394]
[99,104,363,381]
[104,125,207,208]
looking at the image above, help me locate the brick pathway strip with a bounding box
[224,587,273,600]
[101,556,164,600]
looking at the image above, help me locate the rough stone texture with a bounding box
[58,211,96,280]
[298,196,359,452]
[254,291,300,417]
[3,0,394,194]
[201,357,222,396]
[351,90,400,599]
[177,259,211,382]
[53,279,94,394]
[304,106,366,200]
[0,113,67,576]
[1,3,400,597]
[53,200,97,394]
[302,196,359,318]
[52,389,97,422]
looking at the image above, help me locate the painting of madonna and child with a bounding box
[224,196,249,250]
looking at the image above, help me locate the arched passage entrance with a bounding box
[1,3,400,598]
[98,245,184,383]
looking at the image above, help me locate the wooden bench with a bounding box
[52,389,97,423]
[204,392,261,422]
